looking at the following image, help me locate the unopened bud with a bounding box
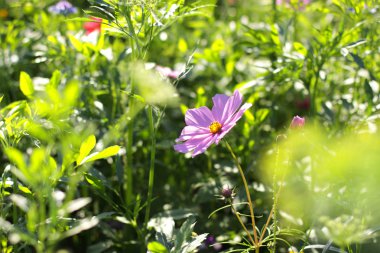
[290,116,305,129]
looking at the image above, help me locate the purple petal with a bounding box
[191,134,218,157]
[185,107,214,127]
[220,90,243,124]
[174,140,199,153]
[215,102,252,144]
[174,142,195,154]
[224,102,252,126]
[215,124,235,144]
[174,133,212,154]
[175,125,210,142]
[212,94,229,122]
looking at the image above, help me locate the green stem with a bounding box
[272,145,279,253]
[272,0,277,22]
[224,140,259,246]
[12,173,18,225]
[259,142,285,247]
[131,219,145,253]
[144,105,156,225]
[270,0,278,69]
[229,199,255,247]
[310,67,320,116]
[125,7,141,58]
[125,98,134,205]
[37,194,46,253]
[10,173,19,252]
[123,5,141,206]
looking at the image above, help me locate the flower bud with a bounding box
[220,185,235,200]
[290,116,305,129]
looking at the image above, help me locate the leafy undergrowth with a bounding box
[0,0,380,252]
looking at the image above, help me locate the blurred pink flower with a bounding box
[276,0,311,9]
[156,65,181,79]
[174,90,252,157]
[290,115,305,128]
[84,17,102,35]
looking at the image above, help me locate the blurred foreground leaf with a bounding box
[19,72,34,98]
[130,62,179,106]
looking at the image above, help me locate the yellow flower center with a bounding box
[209,121,222,134]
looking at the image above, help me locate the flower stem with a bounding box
[229,199,255,246]
[224,140,259,246]
[272,145,280,252]
[125,96,134,206]
[144,105,156,226]
[259,142,285,248]
[123,4,142,206]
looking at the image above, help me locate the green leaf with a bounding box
[85,173,105,191]
[86,241,113,253]
[172,216,196,253]
[62,217,99,238]
[225,57,235,76]
[19,72,34,97]
[5,148,26,172]
[76,135,96,165]
[148,241,169,253]
[63,197,92,214]
[255,109,270,124]
[18,185,32,195]
[88,5,116,20]
[270,24,281,47]
[293,42,307,56]
[156,232,172,251]
[244,109,255,124]
[82,145,120,164]
[350,52,365,68]
[182,233,208,253]
[180,104,188,115]
[364,79,374,101]
[49,70,61,88]
[178,38,188,53]
[68,34,83,52]
[64,81,80,107]
[343,39,366,49]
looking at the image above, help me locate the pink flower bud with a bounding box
[290,116,305,129]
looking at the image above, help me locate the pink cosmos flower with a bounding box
[174,90,252,157]
[290,115,305,128]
